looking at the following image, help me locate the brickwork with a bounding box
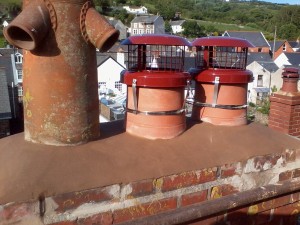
[269,94,300,138]
[1,148,299,225]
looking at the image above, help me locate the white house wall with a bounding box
[247,62,271,104]
[274,53,290,68]
[97,58,125,93]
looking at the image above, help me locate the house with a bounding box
[274,52,300,68]
[0,48,23,135]
[123,5,148,15]
[0,68,12,138]
[269,40,294,60]
[289,40,300,52]
[223,31,270,53]
[130,15,165,35]
[246,53,279,104]
[169,20,185,34]
[108,19,127,41]
[97,55,126,96]
[0,48,23,102]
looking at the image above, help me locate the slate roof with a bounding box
[0,54,14,85]
[284,53,300,67]
[247,52,278,72]
[224,31,270,48]
[268,41,285,52]
[170,20,185,26]
[288,41,300,49]
[0,68,12,120]
[131,15,160,23]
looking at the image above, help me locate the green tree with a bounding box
[165,20,172,34]
[155,0,177,20]
[182,21,205,38]
[278,24,299,40]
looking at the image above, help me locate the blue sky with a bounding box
[262,0,299,4]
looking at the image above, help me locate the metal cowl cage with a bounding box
[121,34,191,140]
[190,37,254,126]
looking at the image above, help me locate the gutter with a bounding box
[118,178,300,225]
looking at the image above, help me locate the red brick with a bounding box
[293,169,300,178]
[226,207,251,225]
[160,169,217,192]
[182,215,218,225]
[113,197,177,223]
[220,163,241,178]
[77,212,112,225]
[273,195,292,208]
[0,202,36,221]
[210,184,238,199]
[53,186,116,212]
[127,179,155,198]
[273,201,300,216]
[181,190,208,207]
[279,170,294,181]
[50,221,77,225]
[254,209,273,225]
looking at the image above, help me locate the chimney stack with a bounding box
[269,68,300,138]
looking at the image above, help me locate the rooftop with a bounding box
[0,120,299,204]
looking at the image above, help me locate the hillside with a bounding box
[0,0,299,47]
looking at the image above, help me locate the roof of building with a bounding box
[268,40,286,52]
[0,54,15,85]
[131,15,161,23]
[0,120,299,204]
[247,52,279,72]
[169,20,185,26]
[284,52,300,67]
[224,31,270,48]
[288,41,300,48]
[0,68,12,120]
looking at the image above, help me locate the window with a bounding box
[133,29,137,34]
[257,75,263,87]
[133,23,137,28]
[258,48,262,52]
[15,53,23,64]
[139,29,143,34]
[18,86,23,97]
[17,70,23,80]
[283,44,286,51]
[115,81,123,92]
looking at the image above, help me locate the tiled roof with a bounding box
[247,52,278,72]
[224,31,270,48]
[0,55,15,85]
[268,41,285,52]
[131,15,159,23]
[0,68,12,119]
[288,41,300,48]
[284,53,300,67]
[170,20,185,26]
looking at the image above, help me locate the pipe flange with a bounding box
[80,1,93,43]
[43,0,57,31]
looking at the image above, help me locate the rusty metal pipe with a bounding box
[118,178,300,225]
[3,0,51,51]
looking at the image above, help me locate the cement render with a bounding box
[0,120,299,204]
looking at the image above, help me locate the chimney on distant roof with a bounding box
[269,68,300,138]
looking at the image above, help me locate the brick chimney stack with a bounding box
[269,68,300,138]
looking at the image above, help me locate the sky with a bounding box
[262,0,299,4]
